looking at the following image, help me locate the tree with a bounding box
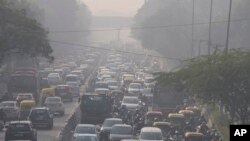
[155,49,250,124]
[0,0,53,64]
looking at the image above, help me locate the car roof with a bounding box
[141,127,162,133]
[75,134,97,137]
[123,96,138,99]
[18,93,33,95]
[32,107,49,110]
[46,96,61,100]
[10,120,31,124]
[76,124,96,128]
[1,101,16,103]
[112,124,132,128]
[105,118,122,121]
[95,88,110,91]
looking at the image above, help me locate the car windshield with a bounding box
[66,76,78,81]
[18,95,32,99]
[103,119,122,127]
[48,73,59,77]
[9,123,30,132]
[75,126,95,134]
[140,132,163,140]
[108,82,118,86]
[123,98,138,104]
[111,126,132,135]
[0,102,15,107]
[129,84,141,89]
[75,136,97,141]
[45,97,61,103]
[30,109,48,117]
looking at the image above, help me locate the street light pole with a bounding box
[225,0,233,54]
[191,0,195,57]
[208,0,213,55]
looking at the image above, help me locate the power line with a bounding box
[49,40,184,61]
[47,18,250,33]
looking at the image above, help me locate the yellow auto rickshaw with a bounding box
[168,113,185,127]
[184,132,204,141]
[40,88,55,106]
[19,100,36,120]
[179,110,194,124]
[145,111,163,126]
[153,122,171,137]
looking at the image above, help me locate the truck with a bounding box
[153,85,185,115]
[80,94,112,124]
[7,68,40,102]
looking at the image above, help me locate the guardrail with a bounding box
[57,104,81,141]
[57,54,106,141]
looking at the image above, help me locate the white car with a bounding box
[128,83,142,94]
[107,80,120,90]
[121,96,140,111]
[0,101,19,120]
[65,74,81,86]
[44,97,65,115]
[94,88,110,95]
[48,73,62,85]
[109,124,133,141]
[139,127,163,141]
[73,124,98,140]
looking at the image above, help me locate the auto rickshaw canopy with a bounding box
[185,132,203,141]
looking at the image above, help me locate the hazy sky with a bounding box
[82,0,144,17]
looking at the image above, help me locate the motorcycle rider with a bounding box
[199,122,209,135]
[0,108,6,125]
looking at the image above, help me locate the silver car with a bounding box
[110,124,133,141]
[72,124,98,140]
[44,97,65,115]
[0,101,19,120]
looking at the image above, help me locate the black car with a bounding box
[28,107,53,129]
[5,121,37,141]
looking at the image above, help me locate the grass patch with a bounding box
[207,104,230,141]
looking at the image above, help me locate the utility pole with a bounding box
[225,0,233,54]
[191,0,195,57]
[208,0,213,55]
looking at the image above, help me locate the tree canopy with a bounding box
[0,0,53,63]
[155,49,250,124]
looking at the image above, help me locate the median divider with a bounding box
[57,104,81,141]
[56,58,104,141]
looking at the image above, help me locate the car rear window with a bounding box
[103,119,122,127]
[140,132,162,140]
[75,126,95,134]
[30,109,49,117]
[111,126,132,135]
[9,123,30,132]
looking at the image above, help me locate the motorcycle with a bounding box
[0,120,4,131]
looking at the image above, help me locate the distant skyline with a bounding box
[82,0,144,17]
